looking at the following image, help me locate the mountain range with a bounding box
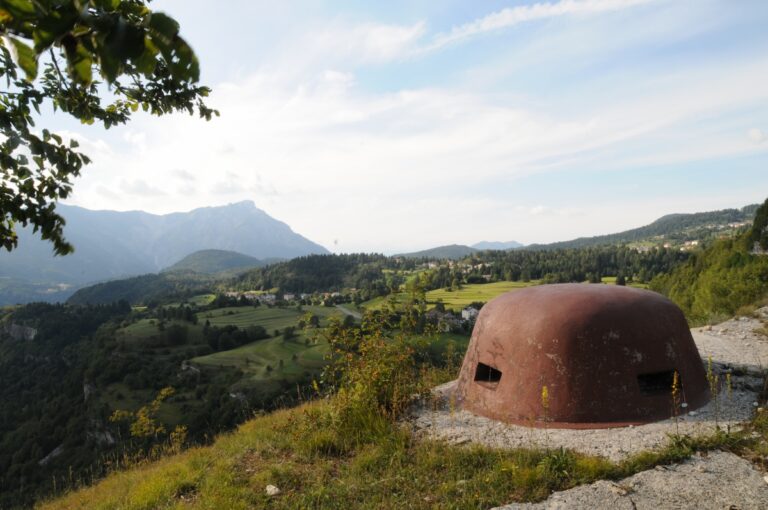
[0,201,328,305]
[1,202,759,304]
[395,204,758,259]
[524,204,758,250]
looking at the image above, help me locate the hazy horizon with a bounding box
[42,0,768,253]
[56,197,758,255]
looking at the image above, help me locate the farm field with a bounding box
[197,305,345,331]
[191,335,328,394]
[110,305,352,403]
[600,276,649,289]
[426,281,537,309]
[192,328,470,397]
[361,278,650,312]
[187,293,216,306]
[360,281,540,311]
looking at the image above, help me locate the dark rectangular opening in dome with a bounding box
[637,370,676,395]
[475,362,502,386]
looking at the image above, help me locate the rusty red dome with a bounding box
[455,284,709,428]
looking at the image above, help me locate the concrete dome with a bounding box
[455,284,709,428]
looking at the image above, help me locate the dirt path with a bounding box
[335,305,362,320]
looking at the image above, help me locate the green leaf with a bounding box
[94,0,120,10]
[64,41,93,84]
[8,37,38,80]
[148,12,179,40]
[132,37,158,76]
[105,17,145,60]
[170,37,199,82]
[0,0,35,20]
[96,44,120,82]
[33,9,79,51]
[0,9,13,24]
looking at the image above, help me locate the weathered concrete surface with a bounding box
[493,451,768,510]
[455,284,709,428]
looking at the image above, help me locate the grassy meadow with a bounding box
[361,281,540,311]
[197,305,342,332]
[362,278,649,312]
[191,336,328,396]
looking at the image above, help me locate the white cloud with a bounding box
[285,0,661,65]
[172,169,197,182]
[119,179,166,196]
[350,21,426,62]
[423,0,659,53]
[748,128,766,144]
[280,20,426,70]
[58,2,768,252]
[63,50,768,252]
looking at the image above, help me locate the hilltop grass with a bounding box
[41,394,768,510]
[39,311,768,510]
[39,398,614,510]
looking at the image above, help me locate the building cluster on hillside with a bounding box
[223,290,345,305]
[423,305,480,333]
[679,240,700,251]
[461,307,479,321]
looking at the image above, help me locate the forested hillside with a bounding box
[651,198,768,324]
[234,253,405,297]
[529,204,757,250]
[68,273,218,306]
[0,299,331,507]
[416,245,689,291]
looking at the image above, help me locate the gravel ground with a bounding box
[692,307,768,374]
[493,450,768,510]
[408,309,768,462]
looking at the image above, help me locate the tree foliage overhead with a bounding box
[0,0,217,255]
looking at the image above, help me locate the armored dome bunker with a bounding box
[455,284,709,428]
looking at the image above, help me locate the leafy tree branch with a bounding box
[0,0,218,254]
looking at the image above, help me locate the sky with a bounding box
[55,0,768,253]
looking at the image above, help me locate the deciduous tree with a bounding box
[0,0,216,254]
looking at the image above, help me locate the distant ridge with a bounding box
[0,201,328,304]
[163,249,268,275]
[395,244,478,260]
[527,204,758,250]
[471,240,524,250]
